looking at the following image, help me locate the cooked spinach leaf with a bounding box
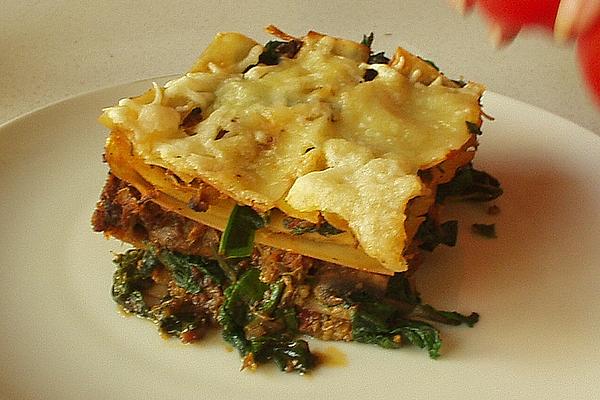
[112,248,231,340]
[361,32,375,48]
[436,163,503,203]
[472,223,497,238]
[156,252,201,294]
[261,281,285,315]
[360,32,390,65]
[368,51,390,64]
[282,217,344,236]
[155,305,201,336]
[411,304,479,327]
[352,302,400,348]
[384,273,479,327]
[466,121,483,135]
[351,272,479,358]
[246,335,313,373]
[155,248,226,292]
[219,205,267,258]
[112,246,480,370]
[352,301,442,358]
[416,218,458,252]
[258,41,286,65]
[218,269,264,354]
[212,251,242,283]
[390,321,442,358]
[112,249,154,316]
[219,268,314,373]
[257,40,302,66]
[385,273,421,305]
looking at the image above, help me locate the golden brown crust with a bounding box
[103,122,477,276]
[98,29,484,275]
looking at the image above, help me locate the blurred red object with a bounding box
[478,0,561,29]
[459,0,600,106]
[578,19,600,106]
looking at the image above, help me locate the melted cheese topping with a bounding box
[285,139,423,270]
[101,31,483,272]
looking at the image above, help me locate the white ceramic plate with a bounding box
[1,78,599,400]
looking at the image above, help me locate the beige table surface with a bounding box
[1,0,599,135]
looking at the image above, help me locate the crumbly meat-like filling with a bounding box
[93,174,390,342]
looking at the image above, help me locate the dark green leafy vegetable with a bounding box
[212,251,242,283]
[386,274,478,327]
[411,304,479,327]
[466,121,483,135]
[385,274,421,305]
[352,302,402,349]
[416,218,458,252]
[155,250,208,294]
[391,321,441,358]
[261,281,285,315]
[111,249,154,316]
[112,248,229,340]
[352,301,442,358]
[368,51,390,64]
[351,272,479,358]
[257,40,303,66]
[140,246,227,294]
[360,32,391,63]
[113,250,312,372]
[112,248,479,369]
[361,32,375,48]
[219,205,267,258]
[258,41,286,65]
[282,217,344,236]
[245,336,313,372]
[436,163,503,203]
[472,223,497,238]
[360,32,390,81]
[155,303,201,336]
[219,268,314,373]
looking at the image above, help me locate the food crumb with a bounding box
[471,223,497,238]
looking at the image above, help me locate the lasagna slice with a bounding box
[92,27,498,373]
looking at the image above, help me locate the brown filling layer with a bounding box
[93,173,394,341]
